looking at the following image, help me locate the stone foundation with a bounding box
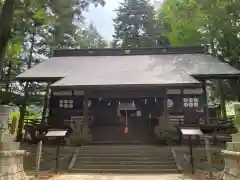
[0,150,28,180]
[221,150,240,180]
[221,103,240,180]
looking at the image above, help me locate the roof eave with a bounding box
[193,74,240,79]
[50,83,201,90]
[13,76,63,82]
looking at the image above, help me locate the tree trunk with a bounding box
[218,80,227,120]
[0,0,17,78]
[5,61,12,93]
[16,30,36,141]
[16,83,29,141]
[1,61,13,105]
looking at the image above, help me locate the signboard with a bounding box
[180,128,203,136]
[183,88,203,95]
[46,130,67,137]
[52,91,72,96]
[167,89,181,95]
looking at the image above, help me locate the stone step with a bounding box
[77,152,173,157]
[76,156,174,161]
[74,164,177,169]
[78,147,172,151]
[79,148,171,152]
[80,145,167,150]
[75,160,175,165]
[71,145,178,174]
[69,168,179,174]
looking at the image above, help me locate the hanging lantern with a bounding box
[149,113,152,118]
[88,100,92,107]
[145,99,147,104]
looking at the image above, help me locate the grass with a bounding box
[226,101,240,117]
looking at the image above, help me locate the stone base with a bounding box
[0,142,20,151]
[0,150,28,180]
[221,150,240,180]
[227,142,240,152]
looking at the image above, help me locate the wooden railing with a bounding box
[23,117,49,143]
[175,117,234,145]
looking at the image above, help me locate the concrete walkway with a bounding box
[49,173,195,180]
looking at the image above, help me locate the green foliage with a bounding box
[157,0,206,46]
[113,0,163,48]
[157,0,240,101]
[75,23,108,48]
[48,0,105,49]
[6,42,21,63]
[0,0,108,122]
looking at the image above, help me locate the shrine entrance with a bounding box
[89,96,164,144]
[90,110,158,144]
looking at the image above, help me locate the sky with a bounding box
[84,0,162,41]
[84,0,120,41]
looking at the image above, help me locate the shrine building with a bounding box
[16,46,240,144]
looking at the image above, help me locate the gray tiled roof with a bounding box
[16,54,240,87]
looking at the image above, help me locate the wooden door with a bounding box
[126,116,156,143]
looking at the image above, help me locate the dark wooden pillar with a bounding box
[202,80,210,124]
[82,91,89,138]
[163,88,168,122]
[83,91,88,123]
[41,83,50,124]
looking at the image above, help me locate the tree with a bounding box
[75,23,108,48]
[157,0,206,46]
[48,0,105,49]
[0,0,105,79]
[0,0,19,79]
[1,0,107,140]
[112,0,159,48]
[156,0,240,118]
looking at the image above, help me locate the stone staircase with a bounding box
[70,145,179,174]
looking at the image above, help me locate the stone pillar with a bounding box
[67,116,92,145]
[0,105,28,180]
[221,103,240,180]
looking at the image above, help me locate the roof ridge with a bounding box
[52,46,206,57]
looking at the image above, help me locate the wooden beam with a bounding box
[87,89,165,98]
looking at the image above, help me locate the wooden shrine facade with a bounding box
[49,87,205,124]
[45,86,206,143]
[15,47,240,144]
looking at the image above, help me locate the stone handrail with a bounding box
[221,150,240,158]
[0,150,29,157]
[169,147,182,172]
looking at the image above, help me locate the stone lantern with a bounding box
[0,105,28,180]
[221,103,240,179]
